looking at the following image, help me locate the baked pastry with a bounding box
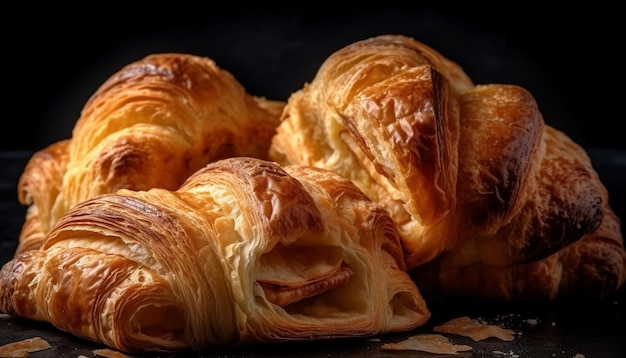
[269,35,474,267]
[269,34,625,299]
[16,53,285,255]
[411,202,626,300]
[410,127,626,300]
[0,157,430,353]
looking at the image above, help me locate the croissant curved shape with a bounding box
[16,53,285,255]
[269,34,626,299]
[0,157,430,353]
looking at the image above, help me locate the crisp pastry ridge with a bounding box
[0,157,430,353]
[269,34,626,300]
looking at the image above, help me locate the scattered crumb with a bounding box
[433,316,516,341]
[0,337,51,357]
[381,333,472,354]
[573,354,585,358]
[93,348,133,358]
[525,318,538,325]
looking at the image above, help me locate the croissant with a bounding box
[0,157,430,353]
[269,34,626,299]
[411,199,626,300]
[270,35,472,267]
[16,53,285,255]
[410,125,626,300]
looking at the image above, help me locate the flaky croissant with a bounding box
[0,157,430,353]
[16,53,285,255]
[269,34,626,299]
[410,126,626,300]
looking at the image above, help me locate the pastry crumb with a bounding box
[0,337,51,357]
[433,316,516,341]
[381,333,472,354]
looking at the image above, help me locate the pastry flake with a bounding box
[0,337,51,357]
[433,316,516,341]
[381,333,472,354]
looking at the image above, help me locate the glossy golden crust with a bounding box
[16,53,285,255]
[454,84,545,237]
[1,157,430,353]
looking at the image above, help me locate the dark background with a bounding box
[4,5,623,152]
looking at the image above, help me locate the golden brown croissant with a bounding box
[410,126,626,300]
[0,157,430,353]
[411,202,626,300]
[16,53,285,255]
[270,35,473,267]
[269,34,626,299]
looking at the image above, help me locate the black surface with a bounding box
[4,6,625,152]
[1,150,626,357]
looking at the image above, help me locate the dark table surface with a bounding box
[1,149,626,357]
